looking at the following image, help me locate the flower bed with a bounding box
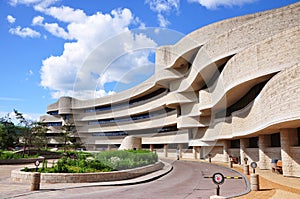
[11,161,164,183]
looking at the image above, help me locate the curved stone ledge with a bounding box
[171,3,300,93]
[11,161,164,184]
[200,63,300,141]
[199,26,300,113]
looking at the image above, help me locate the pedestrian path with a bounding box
[0,161,173,199]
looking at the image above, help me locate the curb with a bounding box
[5,161,173,199]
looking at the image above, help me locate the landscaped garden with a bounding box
[24,149,158,173]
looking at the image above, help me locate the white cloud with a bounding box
[44,22,72,40]
[146,0,180,13]
[0,97,22,101]
[9,26,40,38]
[39,7,157,99]
[7,15,16,23]
[188,0,257,9]
[32,16,72,39]
[32,15,44,25]
[40,6,87,23]
[157,14,170,28]
[145,0,180,27]
[9,0,56,8]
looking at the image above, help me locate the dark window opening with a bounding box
[88,107,175,125]
[202,62,226,89]
[48,111,59,115]
[47,122,62,126]
[129,88,167,105]
[85,88,167,113]
[215,79,269,118]
[230,139,240,148]
[297,128,300,146]
[248,137,258,148]
[270,133,281,147]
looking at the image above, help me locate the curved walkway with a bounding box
[0,159,248,199]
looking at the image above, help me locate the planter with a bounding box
[11,161,164,183]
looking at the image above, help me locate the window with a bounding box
[48,111,58,115]
[249,137,258,148]
[270,133,281,147]
[297,128,300,146]
[230,139,240,148]
[47,122,62,126]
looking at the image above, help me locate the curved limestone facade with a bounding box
[41,2,300,177]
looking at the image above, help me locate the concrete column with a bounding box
[198,146,202,159]
[223,140,230,162]
[280,129,297,177]
[164,144,168,158]
[193,146,198,159]
[178,144,183,158]
[240,138,248,165]
[258,135,268,169]
[107,144,112,150]
[150,144,154,152]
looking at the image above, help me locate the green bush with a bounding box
[34,149,158,173]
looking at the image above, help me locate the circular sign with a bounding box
[212,173,225,185]
[34,160,40,167]
[250,162,257,169]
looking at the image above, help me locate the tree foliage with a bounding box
[0,114,17,149]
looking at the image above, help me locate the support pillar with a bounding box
[164,144,168,158]
[150,144,154,152]
[240,138,248,165]
[258,135,268,169]
[193,146,198,159]
[223,140,230,162]
[178,144,183,158]
[280,129,297,177]
[107,144,112,150]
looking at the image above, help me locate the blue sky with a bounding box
[0,0,298,121]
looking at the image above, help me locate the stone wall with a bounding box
[11,161,164,184]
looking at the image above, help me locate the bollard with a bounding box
[244,165,250,175]
[30,172,41,191]
[228,161,233,168]
[250,174,259,191]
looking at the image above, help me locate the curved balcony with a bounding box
[76,111,178,133]
[155,1,282,71]
[170,4,300,94]
[196,63,300,141]
[199,26,300,114]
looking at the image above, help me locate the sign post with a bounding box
[250,162,259,191]
[212,173,225,196]
[34,160,40,172]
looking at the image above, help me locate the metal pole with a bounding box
[216,185,220,196]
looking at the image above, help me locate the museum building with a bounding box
[40,2,300,177]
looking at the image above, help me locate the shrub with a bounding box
[36,149,158,173]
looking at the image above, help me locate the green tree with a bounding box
[14,110,50,156]
[0,114,17,150]
[60,122,76,152]
[31,121,49,150]
[14,110,35,157]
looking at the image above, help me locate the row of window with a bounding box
[230,133,282,148]
[92,125,178,137]
[47,122,62,126]
[88,108,175,125]
[85,88,167,113]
